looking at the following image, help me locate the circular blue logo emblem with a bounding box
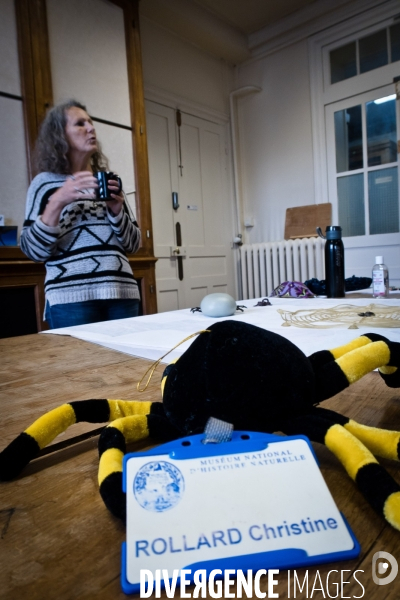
[133,461,184,512]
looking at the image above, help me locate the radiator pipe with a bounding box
[229,86,261,241]
[229,86,261,299]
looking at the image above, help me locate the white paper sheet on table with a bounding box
[42,292,400,364]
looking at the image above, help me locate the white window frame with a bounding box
[308,0,400,215]
[325,84,399,243]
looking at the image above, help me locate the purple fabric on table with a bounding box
[270,281,315,298]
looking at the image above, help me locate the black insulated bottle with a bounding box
[317,225,345,298]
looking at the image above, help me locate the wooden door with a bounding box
[146,100,235,312]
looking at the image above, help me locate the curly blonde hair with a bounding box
[34,99,109,174]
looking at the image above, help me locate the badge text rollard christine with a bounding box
[139,568,365,598]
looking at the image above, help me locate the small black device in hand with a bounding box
[95,171,122,200]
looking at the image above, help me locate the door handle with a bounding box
[172,192,179,211]
[175,222,183,280]
[171,246,187,256]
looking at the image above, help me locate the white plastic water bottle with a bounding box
[372,256,389,298]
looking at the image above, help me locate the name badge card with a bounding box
[122,432,359,594]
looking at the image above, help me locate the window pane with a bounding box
[330,42,357,84]
[337,174,365,236]
[390,23,400,62]
[369,168,399,234]
[334,105,362,172]
[359,30,388,74]
[366,95,397,166]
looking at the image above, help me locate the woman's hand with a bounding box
[105,179,124,217]
[41,171,98,226]
[55,171,98,206]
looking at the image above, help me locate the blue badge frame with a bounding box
[121,431,360,595]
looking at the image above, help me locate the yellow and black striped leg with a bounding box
[0,399,166,481]
[282,408,400,531]
[325,425,400,531]
[309,333,400,395]
[344,419,400,461]
[309,407,400,462]
[352,333,400,388]
[98,415,150,520]
[364,334,400,388]
[0,400,110,480]
[308,335,374,370]
[98,403,180,520]
[311,337,400,401]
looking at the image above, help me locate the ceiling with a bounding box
[191,0,320,36]
[139,0,335,64]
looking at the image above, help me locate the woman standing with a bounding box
[21,100,141,328]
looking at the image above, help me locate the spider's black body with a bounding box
[254,298,272,306]
[163,321,316,436]
[162,320,398,436]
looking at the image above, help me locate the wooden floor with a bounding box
[1,332,400,599]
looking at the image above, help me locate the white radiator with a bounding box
[240,238,325,299]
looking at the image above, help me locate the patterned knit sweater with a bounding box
[21,172,141,306]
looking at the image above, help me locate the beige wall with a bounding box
[140,16,234,118]
[235,39,315,243]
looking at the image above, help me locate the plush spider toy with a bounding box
[1,321,400,531]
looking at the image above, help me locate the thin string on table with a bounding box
[137,329,211,392]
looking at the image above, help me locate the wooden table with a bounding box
[1,332,400,599]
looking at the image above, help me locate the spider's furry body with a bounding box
[1,320,400,530]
